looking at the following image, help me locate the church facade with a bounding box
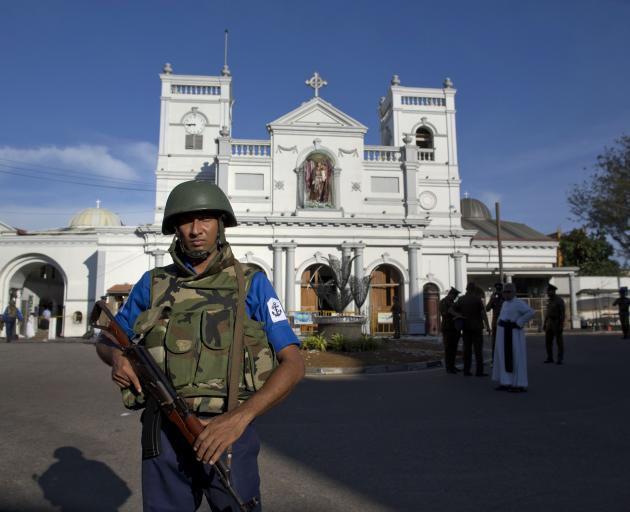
[0,66,578,338]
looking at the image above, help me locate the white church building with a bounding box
[0,66,581,338]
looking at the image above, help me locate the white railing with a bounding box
[231,140,271,157]
[171,84,221,95]
[418,149,435,161]
[401,96,445,107]
[364,145,402,162]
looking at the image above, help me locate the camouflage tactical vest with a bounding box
[121,243,277,414]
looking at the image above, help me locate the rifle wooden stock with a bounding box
[91,300,258,512]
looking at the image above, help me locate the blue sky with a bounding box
[1,0,628,233]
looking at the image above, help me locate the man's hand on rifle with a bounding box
[193,409,251,465]
[111,351,142,394]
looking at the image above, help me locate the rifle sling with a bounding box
[227,260,246,414]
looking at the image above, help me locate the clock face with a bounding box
[182,111,206,134]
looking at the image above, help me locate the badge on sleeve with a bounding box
[267,298,287,323]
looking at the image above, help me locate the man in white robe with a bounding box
[492,283,535,392]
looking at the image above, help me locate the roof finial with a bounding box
[305,72,327,98]
[464,191,469,199]
[96,199,101,209]
[163,62,173,74]
[221,29,231,76]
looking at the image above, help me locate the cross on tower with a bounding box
[305,72,327,97]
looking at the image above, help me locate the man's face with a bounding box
[547,289,556,298]
[502,289,515,301]
[175,212,219,257]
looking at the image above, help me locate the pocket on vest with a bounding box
[193,308,233,393]
[164,310,203,389]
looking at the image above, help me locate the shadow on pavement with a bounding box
[33,446,132,512]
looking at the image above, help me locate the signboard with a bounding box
[378,312,393,324]
[293,311,314,325]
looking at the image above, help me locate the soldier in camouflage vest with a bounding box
[96,181,304,512]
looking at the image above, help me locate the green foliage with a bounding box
[327,332,345,351]
[569,135,630,260]
[302,333,383,352]
[560,228,621,276]
[301,334,327,352]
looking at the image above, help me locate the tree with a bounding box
[568,135,630,261]
[560,228,620,276]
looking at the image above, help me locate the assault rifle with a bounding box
[90,300,258,512]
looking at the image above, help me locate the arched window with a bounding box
[415,127,433,149]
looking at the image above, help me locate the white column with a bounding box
[284,244,296,313]
[452,251,464,291]
[569,272,580,329]
[354,244,364,279]
[407,244,424,334]
[272,244,283,300]
[152,249,166,268]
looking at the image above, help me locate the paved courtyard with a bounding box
[1,332,629,511]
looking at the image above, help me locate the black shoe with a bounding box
[476,372,489,377]
[509,387,527,393]
[463,371,473,376]
[556,360,563,365]
[495,385,510,391]
[544,358,554,363]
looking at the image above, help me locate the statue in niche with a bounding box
[303,154,333,207]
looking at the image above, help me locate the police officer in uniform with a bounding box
[544,284,565,364]
[485,282,504,354]
[439,287,461,374]
[96,181,305,511]
[391,296,402,339]
[613,287,630,339]
[455,282,491,376]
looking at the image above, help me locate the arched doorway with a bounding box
[423,283,440,336]
[369,264,403,335]
[5,260,65,338]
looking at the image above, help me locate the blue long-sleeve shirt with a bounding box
[3,307,23,322]
[115,270,299,354]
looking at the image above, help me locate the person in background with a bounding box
[492,283,535,392]
[3,299,23,342]
[486,282,504,354]
[612,287,629,340]
[391,296,402,339]
[455,282,491,377]
[544,284,565,364]
[440,287,461,374]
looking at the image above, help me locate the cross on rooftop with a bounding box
[305,72,327,97]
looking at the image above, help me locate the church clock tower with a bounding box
[154,62,233,226]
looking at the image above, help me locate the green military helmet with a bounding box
[161,180,237,235]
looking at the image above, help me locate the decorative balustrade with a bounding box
[364,145,402,162]
[401,96,445,107]
[231,140,271,157]
[418,149,435,161]
[171,84,221,95]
